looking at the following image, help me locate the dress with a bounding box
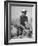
[20,15,28,27]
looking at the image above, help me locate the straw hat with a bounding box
[22,9,27,14]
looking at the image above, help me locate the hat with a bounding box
[22,10,27,14]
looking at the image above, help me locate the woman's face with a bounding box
[25,21,28,25]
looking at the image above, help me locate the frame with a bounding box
[4,1,37,45]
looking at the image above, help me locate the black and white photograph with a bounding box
[4,1,37,45]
